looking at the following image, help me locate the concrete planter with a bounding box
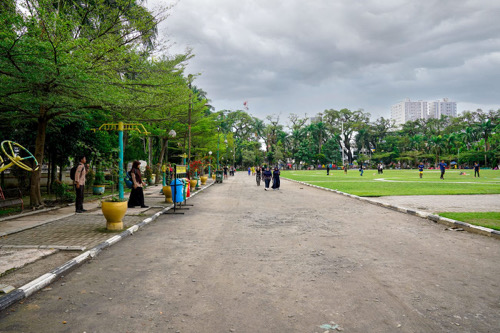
[101,201,127,230]
[93,185,106,195]
[162,185,173,203]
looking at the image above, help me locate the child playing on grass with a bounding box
[418,162,424,178]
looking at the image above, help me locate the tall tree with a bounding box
[0,0,165,206]
[323,108,370,163]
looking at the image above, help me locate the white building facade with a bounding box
[391,98,457,126]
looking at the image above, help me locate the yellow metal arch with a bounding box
[93,123,150,135]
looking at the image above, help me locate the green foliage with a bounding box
[52,181,75,202]
[86,168,95,188]
[108,197,128,202]
[94,172,106,185]
[144,166,153,182]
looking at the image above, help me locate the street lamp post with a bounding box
[341,121,345,166]
[163,129,176,186]
[208,151,212,177]
[217,127,221,171]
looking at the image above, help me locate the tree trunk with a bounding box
[29,114,49,207]
[158,138,167,166]
[59,161,63,181]
[50,152,57,192]
[148,136,152,167]
[46,153,51,195]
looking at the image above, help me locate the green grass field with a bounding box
[438,212,500,231]
[281,169,500,196]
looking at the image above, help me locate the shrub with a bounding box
[52,180,75,203]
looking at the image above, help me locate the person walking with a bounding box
[326,164,330,175]
[359,164,364,176]
[344,163,348,175]
[248,167,251,176]
[474,162,480,178]
[128,161,148,208]
[255,166,262,186]
[418,162,424,178]
[272,166,281,190]
[439,160,447,180]
[74,155,87,213]
[263,167,272,191]
[223,165,228,179]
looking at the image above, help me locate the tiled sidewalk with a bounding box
[0,184,171,276]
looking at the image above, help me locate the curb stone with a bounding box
[0,182,214,312]
[282,177,500,240]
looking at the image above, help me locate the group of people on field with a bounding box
[252,165,281,191]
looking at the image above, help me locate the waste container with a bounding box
[184,178,190,198]
[170,179,184,203]
[216,170,223,183]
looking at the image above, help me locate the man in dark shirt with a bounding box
[439,160,447,180]
[474,162,480,178]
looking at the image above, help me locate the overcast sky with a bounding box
[147,0,500,122]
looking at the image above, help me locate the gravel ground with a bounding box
[1,173,499,332]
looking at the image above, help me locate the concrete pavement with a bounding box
[1,172,499,332]
[0,180,213,299]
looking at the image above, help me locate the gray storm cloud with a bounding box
[148,0,500,120]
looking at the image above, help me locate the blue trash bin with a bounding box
[170,179,184,203]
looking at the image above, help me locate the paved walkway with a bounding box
[1,173,499,332]
[0,182,210,279]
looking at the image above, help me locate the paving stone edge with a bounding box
[0,182,214,312]
[282,177,500,241]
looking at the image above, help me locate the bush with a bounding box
[52,180,75,203]
[95,171,105,185]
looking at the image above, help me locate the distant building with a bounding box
[391,98,457,126]
[427,98,457,119]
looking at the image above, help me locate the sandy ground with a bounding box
[1,173,500,333]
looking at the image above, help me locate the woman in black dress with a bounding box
[128,161,148,208]
[272,166,280,190]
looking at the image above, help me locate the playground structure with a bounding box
[0,140,39,173]
[0,140,39,211]
[92,122,150,200]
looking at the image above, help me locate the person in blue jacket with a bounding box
[439,160,447,179]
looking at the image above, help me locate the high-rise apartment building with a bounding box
[427,98,457,119]
[391,98,457,126]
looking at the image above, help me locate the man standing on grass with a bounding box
[439,160,447,180]
[418,162,424,178]
[474,162,480,178]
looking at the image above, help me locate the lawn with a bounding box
[281,169,500,196]
[438,212,500,231]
